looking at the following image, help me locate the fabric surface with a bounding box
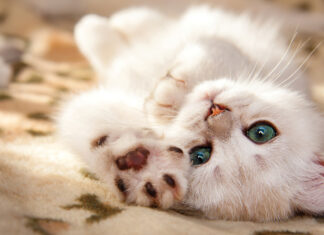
[0,0,324,234]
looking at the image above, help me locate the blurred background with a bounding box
[0,0,323,142]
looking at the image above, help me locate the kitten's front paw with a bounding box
[145,72,188,123]
[112,144,188,209]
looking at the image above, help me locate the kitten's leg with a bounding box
[145,39,216,124]
[144,42,207,124]
[57,89,189,208]
[145,72,188,124]
[75,9,167,75]
[74,15,126,75]
[109,7,167,40]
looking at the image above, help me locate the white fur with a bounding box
[57,6,324,221]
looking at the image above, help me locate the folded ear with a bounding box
[295,153,324,215]
[74,14,126,75]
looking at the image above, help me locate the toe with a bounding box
[115,178,127,194]
[163,174,176,188]
[144,182,157,198]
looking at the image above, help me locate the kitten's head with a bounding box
[166,78,324,221]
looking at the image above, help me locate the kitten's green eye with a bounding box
[189,146,212,165]
[246,122,277,144]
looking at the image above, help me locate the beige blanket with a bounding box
[0,0,324,234]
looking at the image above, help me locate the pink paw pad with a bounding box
[115,147,149,170]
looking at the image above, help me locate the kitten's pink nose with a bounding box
[206,103,233,139]
[205,103,230,120]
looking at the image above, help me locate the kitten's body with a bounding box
[58,6,324,221]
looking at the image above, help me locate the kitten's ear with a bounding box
[295,153,324,215]
[74,14,126,75]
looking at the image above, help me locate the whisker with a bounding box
[248,48,277,85]
[281,66,308,90]
[270,38,310,85]
[246,61,259,83]
[281,41,322,88]
[261,31,298,83]
[246,32,291,85]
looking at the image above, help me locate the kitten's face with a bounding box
[166,79,324,221]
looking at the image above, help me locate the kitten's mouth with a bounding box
[205,103,229,120]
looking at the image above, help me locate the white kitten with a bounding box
[58,6,324,221]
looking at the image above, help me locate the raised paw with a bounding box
[145,72,188,123]
[58,89,189,209]
[112,144,189,209]
[115,147,149,171]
